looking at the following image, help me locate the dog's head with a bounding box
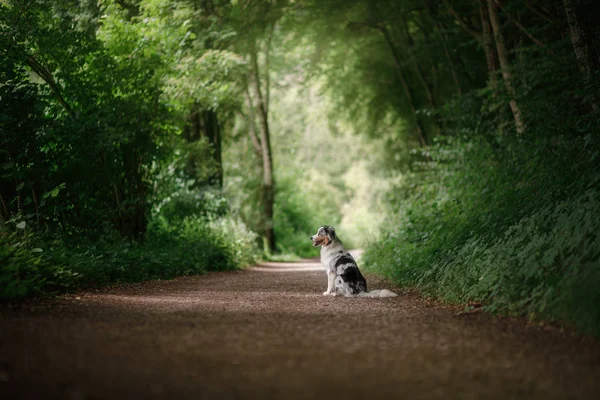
[311,225,336,247]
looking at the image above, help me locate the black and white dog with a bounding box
[311,226,397,298]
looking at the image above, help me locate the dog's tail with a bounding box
[357,289,398,298]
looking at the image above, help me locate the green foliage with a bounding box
[0,0,258,300]
[1,214,258,301]
[1,0,170,240]
[274,171,341,258]
[0,232,49,300]
[153,138,228,220]
[310,0,600,336]
[363,130,600,335]
[207,216,259,267]
[3,0,600,342]
[224,81,389,257]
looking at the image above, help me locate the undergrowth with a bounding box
[0,215,258,300]
[363,132,600,336]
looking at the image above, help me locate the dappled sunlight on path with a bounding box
[247,260,323,272]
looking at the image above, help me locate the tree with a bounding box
[487,0,525,133]
[247,25,277,252]
[227,0,283,252]
[563,0,599,112]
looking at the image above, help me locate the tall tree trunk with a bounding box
[202,110,223,187]
[479,0,499,89]
[182,0,223,187]
[379,26,428,147]
[563,0,599,112]
[249,37,276,252]
[488,0,526,133]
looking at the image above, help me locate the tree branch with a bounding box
[442,0,483,42]
[26,55,75,118]
[526,0,557,24]
[494,0,553,54]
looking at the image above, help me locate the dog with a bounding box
[311,225,398,298]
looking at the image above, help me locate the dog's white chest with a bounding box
[320,244,344,271]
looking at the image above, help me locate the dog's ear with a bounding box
[326,226,336,243]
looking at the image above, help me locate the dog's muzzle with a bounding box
[311,235,327,247]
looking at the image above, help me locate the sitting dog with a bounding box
[311,225,397,298]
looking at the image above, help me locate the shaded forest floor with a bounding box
[1,257,600,400]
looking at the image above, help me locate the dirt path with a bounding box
[1,256,600,400]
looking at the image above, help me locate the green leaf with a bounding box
[16,221,26,229]
[16,182,24,191]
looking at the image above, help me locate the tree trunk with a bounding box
[479,0,499,89]
[488,0,526,133]
[244,89,263,156]
[379,26,428,147]
[563,0,599,112]
[202,110,223,187]
[249,38,276,252]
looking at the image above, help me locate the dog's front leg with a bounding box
[323,270,337,296]
[323,270,332,295]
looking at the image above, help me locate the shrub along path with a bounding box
[1,256,600,400]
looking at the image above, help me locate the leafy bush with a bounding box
[1,214,258,301]
[0,232,50,300]
[207,217,259,267]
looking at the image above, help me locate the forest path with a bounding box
[1,256,600,400]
